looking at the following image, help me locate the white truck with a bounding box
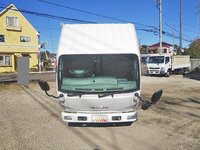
[147,55,191,77]
[38,23,162,125]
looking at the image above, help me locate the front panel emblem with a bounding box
[90,106,109,109]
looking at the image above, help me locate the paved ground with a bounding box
[0,74,200,150]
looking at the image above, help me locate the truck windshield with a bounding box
[58,54,140,93]
[148,56,164,64]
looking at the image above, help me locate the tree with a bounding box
[183,39,200,58]
[40,50,50,62]
[140,45,148,54]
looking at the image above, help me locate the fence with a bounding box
[190,58,200,71]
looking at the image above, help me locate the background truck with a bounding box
[38,23,162,125]
[146,55,191,77]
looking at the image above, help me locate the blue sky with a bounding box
[0,0,198,53]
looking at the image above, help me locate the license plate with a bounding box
[92,115,107,122]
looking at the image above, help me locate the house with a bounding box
[0,3,39,73]
[147,42,177,56]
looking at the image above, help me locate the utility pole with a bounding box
[180,0,182,55]
[154,0,162,55]
[155,0,162,55]
[173,30,175,54]
[197,0,200,39]
[159,0,162,55]
[139,39,141,53]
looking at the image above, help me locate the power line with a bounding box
[38,0,193,43]
[0,3,192,44]
[34,25,61,30]
[38,0,158,29]
[0,5,96,24]
[136,28,192,42]
[163,15,196,29]
[166,23,196,33]
[164,23,194,40]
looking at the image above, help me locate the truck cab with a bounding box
[147,55,190,77]
[57,24,141,123]
[58,53,140,123]
[38,24,162,125]
[147,55,171,76]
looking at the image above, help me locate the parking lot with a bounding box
[0,74,200,150]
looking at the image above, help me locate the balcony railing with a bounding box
[5,24,21,31]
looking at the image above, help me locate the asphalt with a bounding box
[0,71,56,83]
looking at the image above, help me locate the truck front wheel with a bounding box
[165,70,171,77]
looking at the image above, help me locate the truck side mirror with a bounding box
[38,80,50,91]
[151,90,163,104]
[38,80,62,99]
[142,101,152,110]
[135,89,163,110]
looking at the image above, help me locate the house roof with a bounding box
[148,42,173,48]
[0,3,40,36]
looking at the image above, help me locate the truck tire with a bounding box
[165,70,170,77]
[181,69,185,75]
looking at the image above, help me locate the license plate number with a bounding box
[92,115,107,122]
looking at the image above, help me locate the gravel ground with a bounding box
[0,74,200,150]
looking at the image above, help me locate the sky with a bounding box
[0,0,198,54]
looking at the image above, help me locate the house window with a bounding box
[20,36,31,43]
[6,16,18,26]
[148,50,153,54]
[0,35,5,42]
[0,55,11,66]
[153,49,158,53]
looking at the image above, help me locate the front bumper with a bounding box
[61,111,137,123]
[147,69,165,75]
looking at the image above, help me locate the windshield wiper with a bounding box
[67,93,85,98]
[98,93,114,98]
[67,92,113,98]
[68,89,135,98]
[98,89,134,98]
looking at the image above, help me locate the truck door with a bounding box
[165,56,171,72]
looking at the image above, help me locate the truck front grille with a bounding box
[149,70,159,74]
[150,67,159,69]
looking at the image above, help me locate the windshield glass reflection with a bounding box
[58,54,140,93]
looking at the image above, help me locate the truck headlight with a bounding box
[61,106,76,113]
[122,104,137,113]
[160,67,165,71]
[60,103,76,113]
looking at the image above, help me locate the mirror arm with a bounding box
[45,91,62,99]
[134,93,144,103]
[135,93,152,110]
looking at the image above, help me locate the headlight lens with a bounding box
[122,104,137,113]
[160,67,165,71]
[61,105,76,113]
[59,96,76,113]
